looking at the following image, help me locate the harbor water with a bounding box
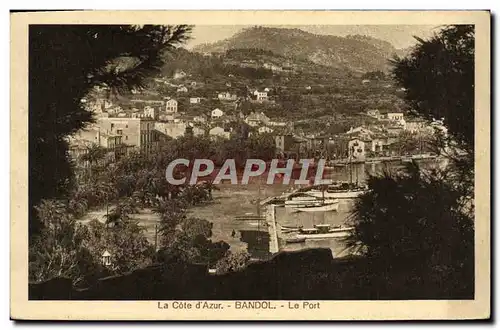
[189,160,443,259]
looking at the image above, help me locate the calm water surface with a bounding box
[189,161,440,259]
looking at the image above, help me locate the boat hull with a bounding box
[296,228,354,239]
[305,190,366,199]
[234,216,266,221]
[293,202,339,212]
[285,237,306,244]
[284,197,322,208]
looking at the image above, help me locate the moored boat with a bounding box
[293,200,339,212]
[284,195,320,208]
[305,189,366,199]
[295,231,352,239]
[295,224,354,239]
[285,237,306,244]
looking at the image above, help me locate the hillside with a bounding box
[193,26,406,73]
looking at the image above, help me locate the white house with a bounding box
[348,139,366,160]
[193,115,207,123]
[217,92,237,101]
[159,114,175,122]
[346,126,374,137]
[156,122,187,139]
[173,70,187,79]
[189,97,202,104]
[404,119,427,133]
[211,108,224,119]
[366,109,382,119]
[209,126,231,139]
[177,86,188,93]
[264,87,271,92]
[362,79,371,84]
[143,106,158,119]
[258,126,274,134]
[370,138,385,153]
[268,120,287,127]
[245,112,270,127]
[106,106,122,115]
[253,90,268,102]
[165,99,178,114]
[263,63,282,71]
[387,112,404,122]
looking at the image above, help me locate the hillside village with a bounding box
[69,35,445,166]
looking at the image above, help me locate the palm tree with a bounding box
[105,197,139,228]
[79,144,108,181]
[68,194,89,219]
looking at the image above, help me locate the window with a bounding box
[111,123,115,129]
[125,136,128,140]
[125,125,128,128]
[102,255,111,266]
[117,129,123,135]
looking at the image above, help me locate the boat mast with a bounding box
[257,178,261,217]
[257,178,261,233]
[355,164,359,186]
[349,146,353,186]
[321,186,326,224]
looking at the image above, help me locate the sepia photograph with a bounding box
[10,10,490,320]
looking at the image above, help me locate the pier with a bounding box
[266,204,280,253]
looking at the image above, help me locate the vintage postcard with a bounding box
[11,10,490,320]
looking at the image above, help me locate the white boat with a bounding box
[296,231,352,239]
[305,189,366,199]
[285,199,335,208]
[295,224,354,239]
[284,195,319,208]
[285,237,306,244]
[293,200,339,212]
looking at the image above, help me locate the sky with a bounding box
[185,25,440,50]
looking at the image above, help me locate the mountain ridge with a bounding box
[192,26,408,73]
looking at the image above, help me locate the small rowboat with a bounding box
[285,237,306,244]
[293,200,339,212]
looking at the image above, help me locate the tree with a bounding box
[215,251,251,274]
[81,219,154,275]
[30,24,192,235]
[393,131,433,156]
[391,24,475,211]
[79,144,108,182]
[29,200,97,286]
[346,25,476,297]
[391,25,474,154]
[156,217,229,266]
[345,165,474,295]
[104,197,139,228]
